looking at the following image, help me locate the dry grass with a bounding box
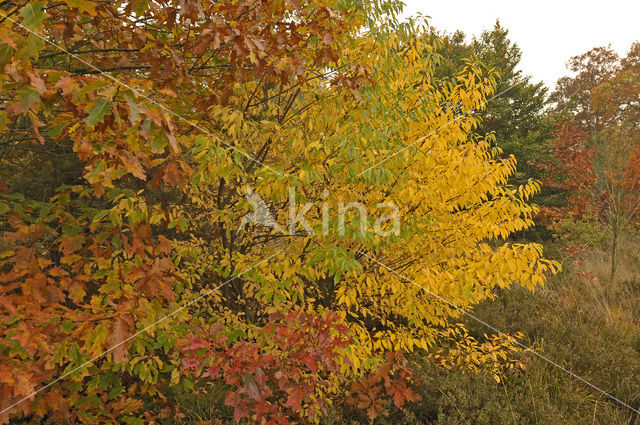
[553,233,640,327]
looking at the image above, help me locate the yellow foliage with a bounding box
[173,22,559,381]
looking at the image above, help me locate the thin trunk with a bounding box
[610,223,618,283]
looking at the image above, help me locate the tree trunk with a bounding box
[610,224,618,283]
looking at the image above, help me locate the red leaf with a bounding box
[0,296,16,313]
[284,386,304,411]
[233,405,247,422]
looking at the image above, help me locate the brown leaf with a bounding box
[119,152,147,180]
[110,317,130,363]
[55,76,77,97]
[27,71,47,95]
[178,0,203,20]
[60,234,84,255]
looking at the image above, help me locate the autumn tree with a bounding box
[0,1,557,424]
[545,43,640,281]
[591,44,640,281]
[0,0,376,422]
[550,46,620,133]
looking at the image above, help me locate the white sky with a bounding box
[401,0,639,89]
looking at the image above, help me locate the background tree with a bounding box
[471,22,551,188]
[591,43,640,281]
[544,43,640,281]
[550,46,620,132]
[425,21,551,188]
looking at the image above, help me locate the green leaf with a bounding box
[85,98,112,126]
[124,91,141,123]
[22,33,44,60]
[92,209,109,223]
[182,377,194,392]
[108,385,124,400]
[77,395,101,406]
[123,416,143,425]
[61,319,75,333]
[20,2,45,31]
[0,44,13,69]
[14,87,41,114]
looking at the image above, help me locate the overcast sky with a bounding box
[401,0,639,89]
